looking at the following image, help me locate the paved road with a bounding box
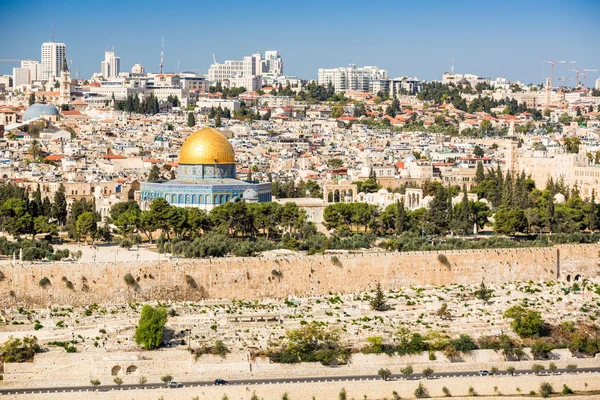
[1,367,599,395]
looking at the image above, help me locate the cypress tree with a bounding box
[475,161,484,184]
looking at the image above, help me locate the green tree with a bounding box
[331,103,344,118]
[423,367,434,378]
[76,212,97,243]
[378,368,392,380]
[480,119,492,134]
[503,306,546,338]
[148,165,162,181]
[51,184,68,226]
[400,365,414,379]
[28,93,36,106]
[370,282,388,311]
[187,112,196,127]
[473,145,484,157]
[0,336,41,362]
[134,305,168,350]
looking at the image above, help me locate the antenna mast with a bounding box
[52,21,55,42]
[160,38,164,74]
[451,59,454,74]
[177,48,180,74]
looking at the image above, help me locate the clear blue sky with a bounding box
[1,0,599,85]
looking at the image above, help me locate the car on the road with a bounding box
[167,381,183,388]
[214,379,229,385]
[478,370,490,376]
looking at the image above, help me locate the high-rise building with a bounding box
[41,42,67,81]
[100,49,121,79]
[12,68,30,88]
[208,51,283,91]
[262,51,283,76]
[317,65,387,93]
[21,60,42,82]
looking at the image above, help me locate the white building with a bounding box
[208,51,283,91]
[596,78,600,90]
[12,68,30,88]
[41,42,67,81]
[100,49,121,79]
[442,72,490,87]
[262,50,283,76]
[317,65,388,93]
[131,63,145,75]
[21,60,42,82]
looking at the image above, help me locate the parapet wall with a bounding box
[0,244,598,307]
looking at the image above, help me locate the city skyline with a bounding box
[1,0,600,84]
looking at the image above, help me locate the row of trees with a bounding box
[115,94,160,115]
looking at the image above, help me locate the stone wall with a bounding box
[0,244,598,307]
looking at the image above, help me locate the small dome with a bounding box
[458,78,469,85]
[179,127,235,165]
[403,155,417,163]
[243,189,258,201]
[479,198,490,205]
[23,104,59,121]
[554,193,566,204]
[377,188,389,194]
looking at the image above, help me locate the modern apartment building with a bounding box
[317,65,388,93]
[101,50,121,79]
[208,51,283,91]
[41,42,67,81]
[12,68,30,88]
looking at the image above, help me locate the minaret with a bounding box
[545,77,552,106]
[59,55,71,105]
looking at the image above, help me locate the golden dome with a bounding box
[178,127,235,165]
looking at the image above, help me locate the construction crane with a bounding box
[542,60,576,86]
[582,69,599,88]
[558,75,574,88]
[0,59,23,63]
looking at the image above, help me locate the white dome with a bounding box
[377,188,389,194]
[554,193,566,204]
[479,198,490,205]
[243,188,258,202]
[403,155,417,163]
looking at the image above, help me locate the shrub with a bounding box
[331,255,342,267]
[339,388,347,400]
[468,386,477,396]
[414,382,429,398]
[490,367,498,375]
[549,362,557,373]
[0,270,5,281]
[506,366,515,375]
[565,364,577,373]
[33,323,43,331]
[123,273,136,286]
[138,376,147,385]
[539,382,553,398]
[531,341,553,359]
[1,336,41,362]
[90,379,100,388]
[213,340,230,358]
[450,334,477,353]
[113,377,123,386]
[437,254,450,268]
[184,275,198,289]
[39,277,51,288]
[503,305,546,338]
[442,386,451,397]
[160,374,173,384]
[562,384,574,395]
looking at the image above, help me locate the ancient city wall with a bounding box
[0,244,598,307]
